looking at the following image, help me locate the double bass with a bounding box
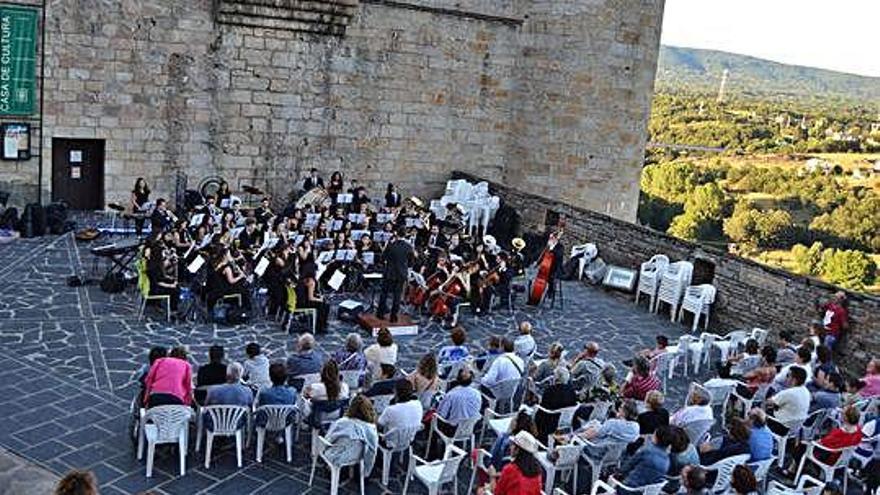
[527,230,562,306]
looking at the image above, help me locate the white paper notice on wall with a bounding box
[70,150,82,163]
[70,167,81,179]
[4,138,18,159]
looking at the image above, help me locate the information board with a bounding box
[0,5,38,115]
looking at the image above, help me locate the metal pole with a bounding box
[36,0,46,205]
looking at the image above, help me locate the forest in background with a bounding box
[642,48,880,292]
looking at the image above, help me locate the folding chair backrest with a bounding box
[452,416,480,440]
[203,405,248,435]
[750,327,769,346]
[706,453,750,492]
[747,458,774,483]
[309,399,350,430]
[683,418,715,445]
[800,409,828,441]
[438,447,467,482]
[143,405,191,443]
[726,331,748,352]
[384,425,421,452]
[490,378,522,413]
[588,401,613,423]
[557,405,580,431]
[255,404,297,431]
[418,390,436,410]
[554,444,582,468]
[325,437,365,467]
[600,440,628,465]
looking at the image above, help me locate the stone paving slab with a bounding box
[0,234,703,494]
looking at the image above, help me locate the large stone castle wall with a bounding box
[0,0,664,221]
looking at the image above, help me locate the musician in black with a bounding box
[296,260,329,333]
[489,252,513,310]
[255,197,274,228]
[150,198,175,233]
[237,218,260,261]
[217,181,232,206]
[303,168,324,192]
[130,178,150,237]
[206,246,251,312]
[376,227,414,322]
[146,240,180,314]
[545,231,565,301]
[385,183,401,208]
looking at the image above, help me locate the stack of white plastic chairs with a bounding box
[655,261,694,320]
[634,254,670,311]
[432,179,501,236]
[571,244,598,281]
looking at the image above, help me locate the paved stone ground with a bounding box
[0,232,703,495]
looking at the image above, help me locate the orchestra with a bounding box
[134,169,558,329]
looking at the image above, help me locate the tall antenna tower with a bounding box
[717,69,729,102]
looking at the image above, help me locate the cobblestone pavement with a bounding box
[0,233,701,495]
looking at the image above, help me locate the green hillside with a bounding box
[656,46,880,107]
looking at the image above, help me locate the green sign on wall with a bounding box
[0,5,37,115]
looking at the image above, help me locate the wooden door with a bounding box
[52,138,105,210]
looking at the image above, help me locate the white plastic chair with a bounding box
[573,436,629,489]
[655,261,693,319]
[340,369,365,392]
[750,327,769,346]
[254,404,298,463]
[677,284,716,332]
[795,442,856,494]
[682,418,715,445]
[571,243,598,281]
[766,475,826,495]
[200,405,249,469]
[590,476,665,495]
[137,405,192,477]
[649,352,673,393]
[537,441,582,494]
[767,414,805,468]
[710,330,748,363]
[308,435,366,495]
[481,377,523,415]
[635,255,669,311]
[404,444,468,495]
[702,453,750,493]
[478,407,518,447]
[371,394,395,415]
[379,425,421,486]
[424,414,479,458]
[668,335,702,376]
[748,457,776,493]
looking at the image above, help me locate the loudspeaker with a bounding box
[19,203,46,238]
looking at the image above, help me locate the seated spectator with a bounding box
[488,410,538,473]
[54,470,98,495]
[774,347,813,391]
[639,390,670,436]
[845,377,866,405]
[365,327,398,380]
[137,346,168,406]
[574,400,641,460]
[811,345,838,390]
[305,359,350,403]
[587,364,621,403]
[438,326,470,364]
[625,335,670,367]
[479,431,543,495]
[621,356,660,401]
[775,330,798,365]
[730,465,758,495]
[513,321,536,359]
[811,371,844,411]
[679,465,708,495]
[718,338,760,378]
[256,363,296,407]
[377,379,423,431]
[364,364,398,397]
[205,362,254,407]
[699,417,751,465]
[860,359,880,398]
[670,386,713,427]
[747,408,774,462]
[196,345,227,403]
[243,342,271,390]
[286,333,325,379]
[474,335,503,371]
[570,341,605,381]
[667,425,700,477]
[332,333,368,372]
[481,338,524,394]
[436,367,482,431]
[408,352,439,395]
[766,366,810,431]
[740,346,778,393]
[617,425,673,489]
[534,367,578,442]
[324,395,379,478]
[790,404,862,473]
[532,342,565,384]
[144,346,193,407]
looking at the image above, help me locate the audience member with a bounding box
[639,390,670,435]
[286,333,325,379]
[243,342,271,390]
[256,363,296,406]
[621,356,660,400]
[408,352,439,394]
[481,338,524,393]
[774,347,813,391]
[575,400,641,461]
[746,408,774,462]
[365,327,399,379]
[680,465,708,495]
[305,359,350,403]
[534,367,578,441]
[196,345,227,403]
[668,425,700,477]
[54,470,98,495]
[436,367,482,429]
[811,371,844,411]
[766,366,810,431]
[571,341,604,380]
[438,326,470,364]
[480,431,543,495]
[205,362,254,407]
[775,330,798,365]
[819,291,848,350]
[333,333,368,372]
[144,346,193,407]
[699,417,751,465]
[860,359,880,398]
[488,410,538,473]
[324,395,379,476]
[474,335,503,371]
[513,321,536,359]
[670,386,713,427]
[377,379,423,431]
[730,465,758,495]
[364,363,398,397]
[617,425,673,488]
[532,342,565,383]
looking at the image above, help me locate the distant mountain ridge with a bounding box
[656,45,880,104]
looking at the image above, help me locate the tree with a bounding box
[791,242,824,275]
[667,183,729,241]
[818,248,877,290]
[723,202,792,248]
[810,194,880,252]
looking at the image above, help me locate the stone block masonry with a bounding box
[0,0,663,224]
[453,170,880,375]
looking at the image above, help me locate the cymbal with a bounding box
[242,185,264,195]
[107,202,125,212]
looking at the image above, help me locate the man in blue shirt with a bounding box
[437,368,481,427]
[747,408,774,462]
[286,333,325,380]
[206,362,254,407]
[257,363,297,406]
[617,424,672,489]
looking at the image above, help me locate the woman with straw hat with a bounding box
[478,430,543,495]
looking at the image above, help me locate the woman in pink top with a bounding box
[144,347,193,407]
[860,359,880,398]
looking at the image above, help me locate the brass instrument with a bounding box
[296,188,332,210]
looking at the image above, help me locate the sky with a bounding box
[660,0,880,78]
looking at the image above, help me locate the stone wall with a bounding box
[453,171,880,371]
[0,0,663,224]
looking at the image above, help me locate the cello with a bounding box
[527,230,562,306]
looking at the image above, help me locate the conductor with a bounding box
[376,227,414,322]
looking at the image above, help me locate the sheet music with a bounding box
[220,198,232,209]
[373,231,391,242]
[315,238,333,249]
[376,213,393,224]
[328,270,346,291]
[363,272,382,279]
[337,193,353,204]
[339,299,361,310]
[187,255,206,274]
[348,213,366,224]
[305,213,321,224]
[405,217,424,229]
[334,249,356,261]
[254,256,270,277]
[293,234,304,246]
[362,252,375,265]
[230,227,244,239]
[189,213,205,227]
[317,251,335,264]
[350,230,368,241]
[330,220,343,232]
[198,233,214,249]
